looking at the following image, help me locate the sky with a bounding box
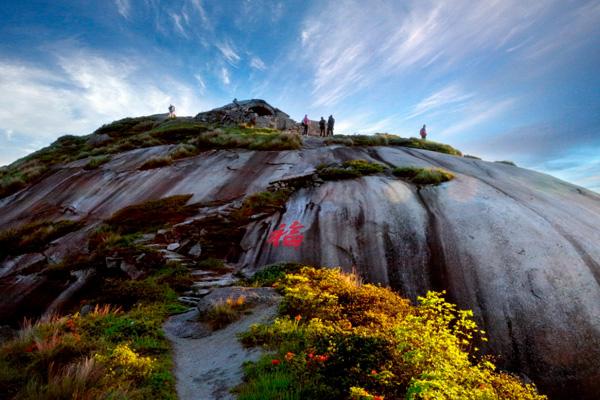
[0,0,599,192]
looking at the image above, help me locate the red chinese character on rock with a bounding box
[283,220,304,248]
[267,224,287,247]
[267,220,305,248]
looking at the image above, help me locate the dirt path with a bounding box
[165,300,278,400]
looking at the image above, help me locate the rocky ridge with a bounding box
[0,111,599,398]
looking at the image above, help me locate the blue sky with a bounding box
[1,0,599,192]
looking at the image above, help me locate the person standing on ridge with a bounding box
[319,117,326,137]
[168,104,176,119]
[302,114,310,136]
[420,124,427,140]
[327,115,335,136]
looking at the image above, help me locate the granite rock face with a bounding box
[0,140,599,399]
[195,99,297,131]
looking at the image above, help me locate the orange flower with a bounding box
[65,319,76,331]
[271,359,280,365]
[371,369,378,375]
[315,354,329,363]
[294,315,302,322]
[24,343,37,353]
[373,396,384,400]
[307,353,314,359]
[285,352,295,361]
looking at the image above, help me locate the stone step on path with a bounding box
[191,273,236,289]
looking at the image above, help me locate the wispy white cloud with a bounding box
[220,67,230,85]
[404,85,474,120]
[114,0,130,19]
[0,50,213,166]
[296,0,595,108]
[216,40,241,65]
[194,73,206,94]
[170,13,188,38]
[250,56,266,71]
[189,0,209,24]
[438,98,516,137]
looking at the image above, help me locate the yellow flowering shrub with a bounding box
[238,267,547,400]
[96,343,155,380]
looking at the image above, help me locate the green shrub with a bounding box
[325,134,462,156]
[388,137,462,156]
[0,175,27,198]
[192,126,302,151]
[105,194,197,234]
[139,156,172,170]
[324,134,388,147]
[317,159,386,181]
[392,166,454,185]
[495,160,517,166]
[246,262,303,287]
[463,154,482,160]
[169,143,199,159]
[234,189,292,220]
[149,121,209,142]
[94,117,157,137]
[83,155,111,170]
[0,220,82,260]
[97,278,174,309]
[316,166,361,181]
[342,160,386,174]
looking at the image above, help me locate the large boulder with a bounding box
[0,139,599,398]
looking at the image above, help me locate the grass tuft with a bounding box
[495,160,517,166]
[204,296,248,330]
[105,194,197,234]
[83,155,111,170]
[139,156,173,170]
[317,159,386,181]
[392,166,454,185]
[325,134,462,156]
[0,220,83,260]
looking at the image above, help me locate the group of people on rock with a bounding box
[301,114,335,137]
[168,103,428,140]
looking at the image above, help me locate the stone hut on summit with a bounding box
[194,99,297,131]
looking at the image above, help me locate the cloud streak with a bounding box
[0,49,213,166]
[114,0,130,18]
[216,40,241,65]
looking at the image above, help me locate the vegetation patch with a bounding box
[139,156,173,170]
[203,296,248,330]
[244,262,303,287]
[192,126,302,151]
[233,189,292,221]
[94,117,157,138]
[0,135,88,199]
[393,166,455,185]
[105,194,198,234]
[325,134,462,156]
[196,257,229,272]
[317,159,386,181]
[463,154,482,160]
[169,143,200,160]
[0,298,181,398]
[236,267,546,400]
[0,220,83,260]
[83,155,111,170]
[495,160,517,166]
